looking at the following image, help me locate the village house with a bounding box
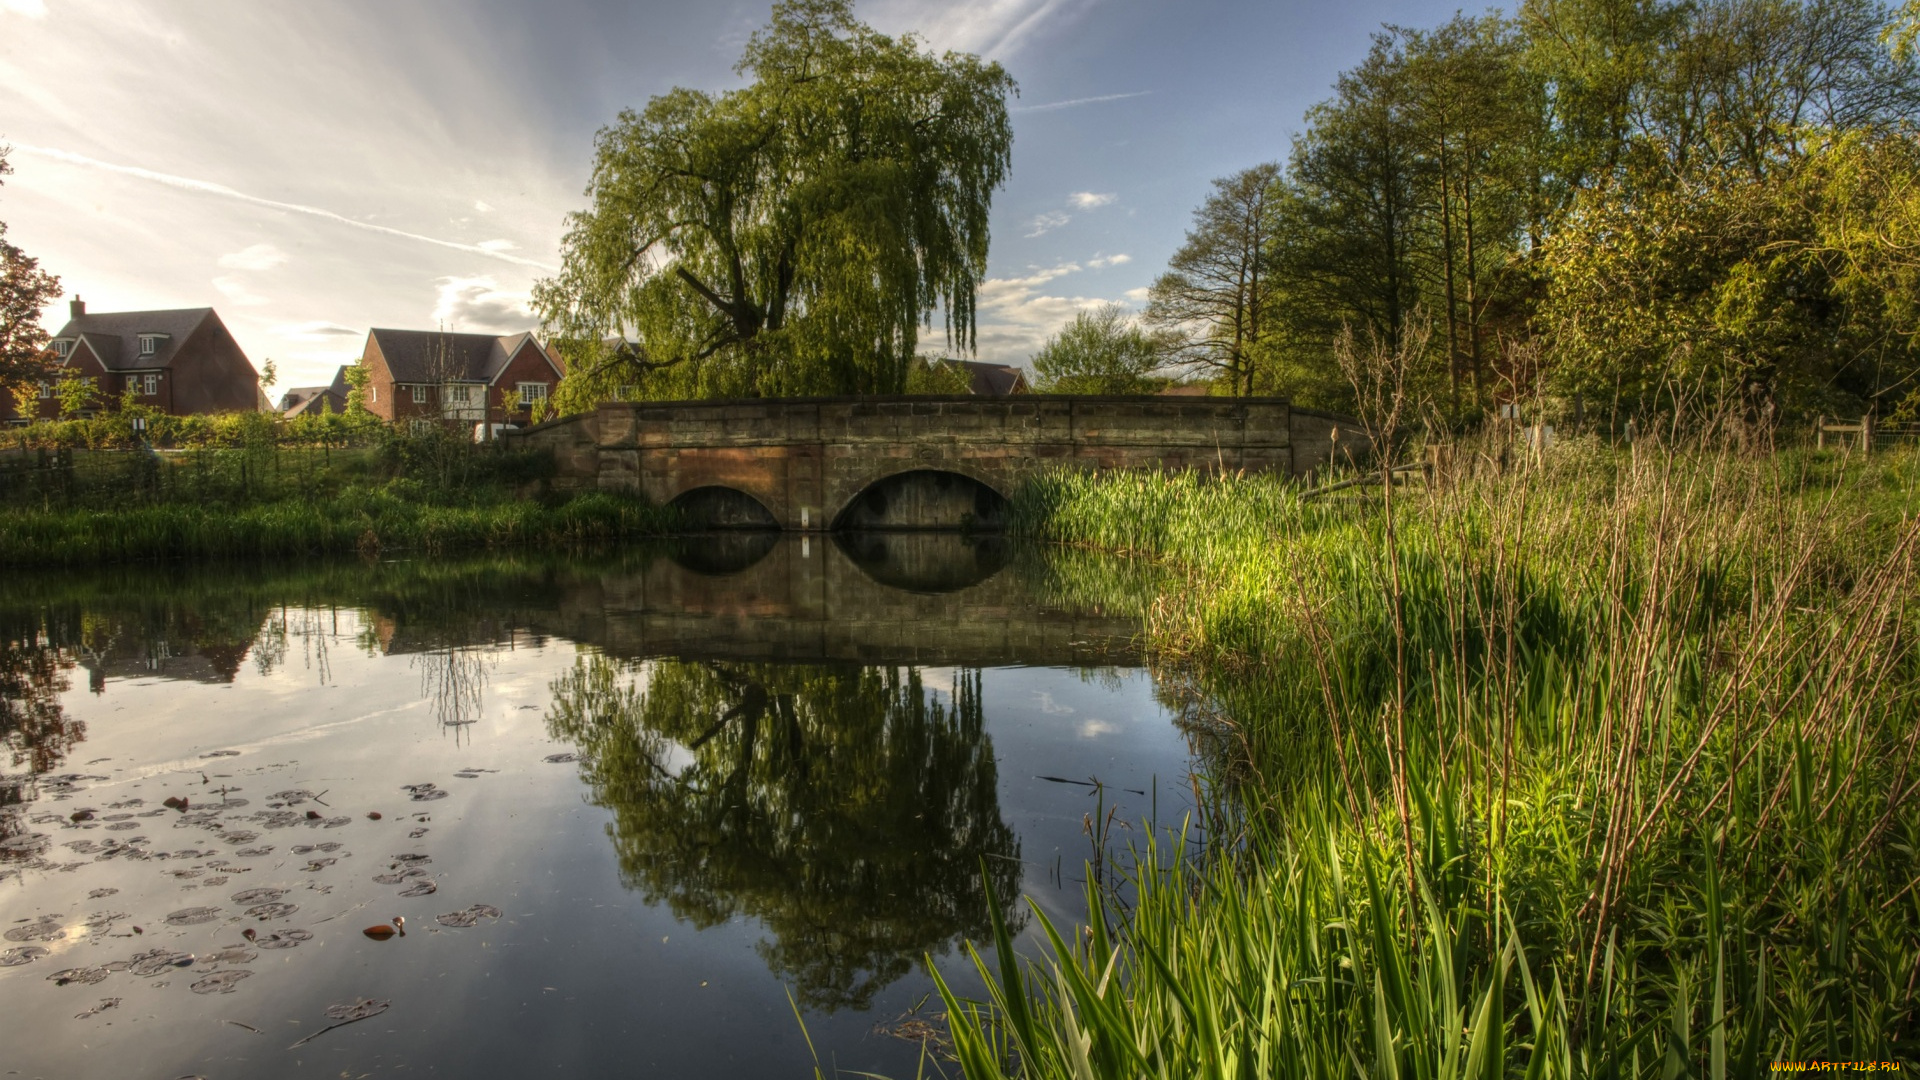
[3,298,262,422]
[356,328,565,429]
[278,366,352,417]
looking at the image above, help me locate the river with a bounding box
[0,535,1214,1078]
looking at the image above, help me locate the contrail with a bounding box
[11,143,558,272]
[1014,91,1151,113]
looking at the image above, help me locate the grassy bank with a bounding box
[927,443,1920,1076]
[0,426,680,565]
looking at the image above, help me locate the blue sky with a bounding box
[0,0,1472,389]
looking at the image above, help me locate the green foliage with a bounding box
[0,146,62,394]
[904,354,977,395]
[1143,165,1281,397]
[940,446,1920,1075]
[1032,304,1166,394]
[535,0,1015,407]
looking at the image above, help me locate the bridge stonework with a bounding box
[507,395,1368,530]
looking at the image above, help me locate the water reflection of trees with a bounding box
[0,633,82,857]
[546,655,1022,1011]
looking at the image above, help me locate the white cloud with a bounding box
[212,275,269,306]
[1079,719,1116,738]
[1087,253,1131,269]
[868,0,1098,60]
[1069,192,1117,210]
[476,238,518,252]
[1014,91,1152,113]
[274,320,361,340]
[1123,286,1151,303]
[431,275,535,334]
[473,200,494,213]
[217,243,289,271]
[970,260,1135,363]
[2,0,48,17]
[1025,210,1071,238]
[10,144,558,271]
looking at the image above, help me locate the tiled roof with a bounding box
[51,308,214,370]
[368,329,555,384]
[947,359,1029,396]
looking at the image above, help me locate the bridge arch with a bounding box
[669,486,781,530]
[833,467,1010,532]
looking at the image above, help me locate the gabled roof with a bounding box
[50,308,216,370]
[946,359,1030,397]
[368,329,558,384]
[281,366,353,417]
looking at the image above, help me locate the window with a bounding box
[37,382,51,399]
[447,384,473,404]
[143,374,158,396]
[368,385,377,403]
[138,334,163,357]
[411,385,428,404]
[617,385,638,401]
[518,382,548,406]
[52,340,71,359]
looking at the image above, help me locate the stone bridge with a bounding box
[506,395,1368,530]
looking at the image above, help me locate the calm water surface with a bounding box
[0,535,1205,1079]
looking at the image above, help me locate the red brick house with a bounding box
[279,366,351,417]
[3,299,262,422]
[356,329,565,428]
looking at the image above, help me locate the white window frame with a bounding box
[52,340,71,359]
[447,384,474,405]
[368,385,377,403]
[138,334,162,357]
[517,382,548,406]
[142,373,158,396]
[411,384,429,404]
[37,382,51,399]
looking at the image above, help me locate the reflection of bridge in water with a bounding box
[538,532,1144,668]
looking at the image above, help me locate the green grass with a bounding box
[920,441,1920,1077]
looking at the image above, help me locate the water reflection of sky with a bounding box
[0,539,1199,1079]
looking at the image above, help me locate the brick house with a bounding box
[279,366,351,417]
[3,298,261,422]
[356,329,565,428]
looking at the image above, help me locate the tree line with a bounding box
[1113,0,1920,427]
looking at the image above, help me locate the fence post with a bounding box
[1816,414,1826,451]
[1862,413,1873,455]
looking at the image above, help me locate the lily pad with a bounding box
[255,929,311,950]
[164,906,221,926]
[46,966,109,986]
[543,753,579,763]
[401,783,448,802]
[397,880,438,897]
[244,902,298,921]
[4,918,64,942]
[200,947,256,965]
[190,969,252,994]
[129,949,197,976]
[434,903,503,929]
[325,998,390,1021]
[230,887,288,905]
[0,946,50,967]
[235,847,274,857]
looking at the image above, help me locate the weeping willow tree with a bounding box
[534,0,1015,409]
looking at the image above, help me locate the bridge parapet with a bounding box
[507,395,1369,530]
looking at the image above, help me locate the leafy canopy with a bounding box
[535,0,1015,409]
[0,146,63,395]
[1033,303,1167,394]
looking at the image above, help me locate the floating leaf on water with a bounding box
[87,888,119,899]
[164,906,221,926]
[0,833,51,855]
[400,783,448,802]
[234,847,274,858]
[190,969,252,994]
[315,842,342,853]
[453,771,481,779]
[289,844,315,855]
[397,880,437,897]
[127,949,195,976]
[74,997,121,1019]
[366,812,382,821]
[325,997,390,1022]
[230,887,287,905]
[321,817,351,829]
[543,753,578,764]
[254,811,303,829]
[434,904,503,929]
[200,947,256,965]
[46,966,109,986]
[362,924,396,940]
[5,918,64,943]
[0,946,50,967]
[408,828,428,839]
[244,902,298,921]
[223,831,260,845]
[270,789,316,805]
[105,822,139,832]
[390,852,431,865]
[255,928,312,951]
[371,867,428,884]
[200,751,242,759]
[300,859,336,872]
[69,810,96,822]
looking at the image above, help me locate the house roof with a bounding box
[51,308,216,371]
[947,359,1029,397]
[368,329,558,384]
[281,366,352,417]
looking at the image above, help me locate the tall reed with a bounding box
[933,441,1920,1075]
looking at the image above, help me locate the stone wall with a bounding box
[507,394,1371,530]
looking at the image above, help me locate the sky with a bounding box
[0,0,1472,391]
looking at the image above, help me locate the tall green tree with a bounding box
[0,147,63,397]
[535,0,1014,409]
[1144,164,1281,396]
[1032,303,1166,394]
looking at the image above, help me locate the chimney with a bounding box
[70,296,85,320]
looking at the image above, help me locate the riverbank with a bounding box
[933,441,1920,1076]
